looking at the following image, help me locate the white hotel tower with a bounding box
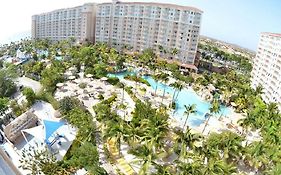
[251,32,281,109]
[32,3,97,43]
[95,0,203,65]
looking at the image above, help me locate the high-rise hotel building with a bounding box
[251,32,281,108]
[32,3,96,42]
[31,0,202,65]
[95,1,203,64]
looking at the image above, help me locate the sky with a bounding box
[0,0,280,51]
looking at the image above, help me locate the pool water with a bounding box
[55,56,63,61]
[108,71,232,127]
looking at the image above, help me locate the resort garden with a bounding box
[0,39,281,174]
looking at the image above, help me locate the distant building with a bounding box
[32,3,97,43]
[251,32,281,109]
[95,0,203,65]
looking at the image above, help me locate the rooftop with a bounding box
[261,32,281,38]
[99,1,203,13]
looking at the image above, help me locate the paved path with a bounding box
[16,77,42,93]
[107,139,136,175]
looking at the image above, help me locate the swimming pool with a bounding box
[55,56,63,61]
[108,71,232,127]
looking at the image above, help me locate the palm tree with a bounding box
[123,121,142,148]
[206,131,244,163]
[129,142,159,175]
[152,164,173,175]
[158,45,165,55]
[202,158,237,175]
[117,82,126,120]
[202,99,220,134]
[243,141,268,172]
[175,157,203,175]
[267,102,279,119]
[103,119,125,151]
[153,73,162,96]
[170,48,179,58]
[174,128,201,161]
[159,73,169,103]
[174,83,184,102]
[254,85,263,96]
[183,104,197,131]
[142,111,169,150]
[170,81,180,102]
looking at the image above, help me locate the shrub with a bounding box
[106,77,120,85]
[22,87,36,107]
[79,83,87,89]
[98,94,104,100]
[36,91,60,109]
[171,101,176,109]
[59,97,82,114]
[9,100,27,116]
[103,94,117,104]
[124,75,150,86]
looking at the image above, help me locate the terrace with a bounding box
[1,101,77,174]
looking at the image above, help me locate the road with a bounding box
[16,77,42,93]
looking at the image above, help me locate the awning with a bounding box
[22,125,45,142]
[21,120,65,144]
[43,120,65,142]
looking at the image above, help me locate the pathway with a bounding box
[107,139,136,175]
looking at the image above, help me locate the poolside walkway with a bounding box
[107,138,136,175]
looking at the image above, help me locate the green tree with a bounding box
[23,87,36,106]
[19,144,66,175]
[67,142,106,174]
[59,97,82,115]
[0,69,17,97]
[129,142,160,175]
[159,73,169,103]
[202,99,221,134]
[183,104,197,131]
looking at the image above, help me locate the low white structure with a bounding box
[3,112,37,143]
[1,101,77,174]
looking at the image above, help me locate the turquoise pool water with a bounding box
[108,71,232,127]
[55,56,63,61]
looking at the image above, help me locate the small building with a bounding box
[3,112,38,143]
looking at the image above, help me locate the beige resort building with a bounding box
[32,0,203,68]
[95,1,202,65]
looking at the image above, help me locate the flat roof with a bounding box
[99,1,203,13]
[261,32,281,38]
[32,3,96,16]
[158,57,198,70]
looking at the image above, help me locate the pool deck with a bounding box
[1,101,77,175]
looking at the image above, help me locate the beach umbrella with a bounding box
[230,102,237,107]
[86,74,93,78]
[101,77,108,81]
[56,83,64,87]
[69,67,76,71]
[68,76,76,80]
